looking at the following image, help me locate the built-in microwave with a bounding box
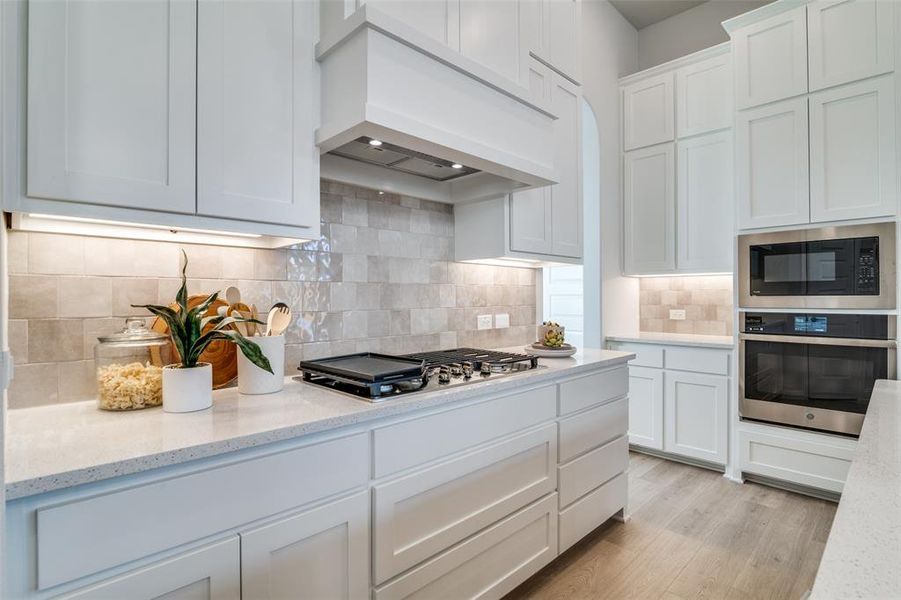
[739,312,896,436]
[738,222,896,309]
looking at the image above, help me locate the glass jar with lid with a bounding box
[94,318,172,411]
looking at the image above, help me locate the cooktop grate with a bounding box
[403,348,538,369]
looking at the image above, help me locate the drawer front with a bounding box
[739,429,855,493]
[558,366,628,415]
[559,472,627,553]
[37,434,369,590]
[559,395,628,462]
[558,436,629,508]
[665,346,730,375]
[373,424,557,584]
[374,494,558,600]
[373,385,556,478]
[607,342,664,368]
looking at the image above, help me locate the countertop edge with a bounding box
[5,352,634,501]
[605,333,735,350]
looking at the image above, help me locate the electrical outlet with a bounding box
[477,314,493,330]
[495,313,510,329]
[669,309,686,321]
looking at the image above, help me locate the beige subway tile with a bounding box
[220,247,255,280]
[28,319,84,362]
[9,320,27,364]
[8,363,59,409]
[694,320,728,336]
[284,344,303,375]
[112,279,159,316]
[58,277,112,318]
[58,360,97,403]
[342,311,368,339]
[181,244,222,279]
[28,233,85,275]
[7,232,28,273]
[83,318,132,358]
[253,249,287,280]
[9,275,58,319]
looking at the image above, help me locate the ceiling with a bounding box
[609,0,709,29]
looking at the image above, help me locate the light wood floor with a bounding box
[508,452,837,600]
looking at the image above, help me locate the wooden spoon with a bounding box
[265,302,291,337]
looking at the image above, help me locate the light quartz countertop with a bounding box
[810,379,901,599]
[4,347,633,501]
[605,331,734,349]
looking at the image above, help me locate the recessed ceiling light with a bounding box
[451,163,463,169]
[378,191,385,195]
[369,139,383,146]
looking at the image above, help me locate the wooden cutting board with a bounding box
[149,295,238,389]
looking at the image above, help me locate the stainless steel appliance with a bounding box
[739,312,896,436]
[298,348,541,401]
[738,222,896,309]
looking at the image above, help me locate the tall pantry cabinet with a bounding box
[620,43,734,276]
[726,0,899,229]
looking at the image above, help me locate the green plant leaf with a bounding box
[189,330,273,374]
[131,303,189,365]
[176,249,189,315]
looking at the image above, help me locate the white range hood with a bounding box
[316,5,559,203]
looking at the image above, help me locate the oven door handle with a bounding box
[739,333,898,348]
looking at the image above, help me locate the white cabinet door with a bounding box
[676,52,732,138]
[736,97,810,229]
[809,76,897,223]
[624,143,675,274]
[197,0,319,228]
[549,72,582,258]
[664,371,728,465]
[459,0,521,82]
[241,492,369,600]
[677,131,733,273]
[808,0,894,92]
[365,0,459,49]
[732,5,808,109]
[546,0,581,81]
[64,538,240,600]
[627,366,664,450]
[622,73,675,151]
[27,0,196,213]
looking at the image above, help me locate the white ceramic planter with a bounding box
[238,335,285,395]
[162,363,213,413]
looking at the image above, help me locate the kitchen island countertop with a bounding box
[4,347,633,500]
[810,379,901,599]
[606,331,734,349]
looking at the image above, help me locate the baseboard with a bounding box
[742,473,841,503]
[629,445,726,474]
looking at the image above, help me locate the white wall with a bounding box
[580,0,640,340]
[637,0,770,70]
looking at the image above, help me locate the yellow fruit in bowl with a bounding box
[538,322,565,348]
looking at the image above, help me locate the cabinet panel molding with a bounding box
[626,366,664,450]
[664,371,728,464]
[676,52,733,138]
[622,73,675,151]
[623,142,676,274]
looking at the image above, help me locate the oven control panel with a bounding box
[742,312,891,340]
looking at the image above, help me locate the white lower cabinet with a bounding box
[609,341,732,466]
[61,538,241,600]
[664,371,728,464]
[240,492,369,600]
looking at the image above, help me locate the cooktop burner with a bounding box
[297,348,541,401]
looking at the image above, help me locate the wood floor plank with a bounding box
[506,455,836,600]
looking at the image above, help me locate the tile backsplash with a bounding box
[6,181,537,409]
[639,276,733,336]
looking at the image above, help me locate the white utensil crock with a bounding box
[162,363,213,413]
[238,335,285,395]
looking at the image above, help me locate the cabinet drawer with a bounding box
[373,424,557,584]
[559,436,629,508]
[607,342,664,368]
[559,396,628,462]
[374,494,558,600]
[559,472,627,553]
[36,434,368,590]
[373,385,556,477]
[559,366,628,415]
[739,428,855,493]
[665,346,730,376]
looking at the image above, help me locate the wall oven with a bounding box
[739,312,896,436]
[738,222,896,309]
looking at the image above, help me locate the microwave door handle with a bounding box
[740,333,898,349]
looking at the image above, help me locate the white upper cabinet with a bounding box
[809,76,897,223]
[546,0,581,81]
[736,97,810,229]
[807,0,894,92]
[459,1,522,82]
[676,53,733,138]
[677,131,734,273]
[197,0,318,228]
[549,72,582,258]
[27,0,197,213]
[622,72,675,151]
[364,0,460,48]
[624,143,676,275]
[732,5,808,109]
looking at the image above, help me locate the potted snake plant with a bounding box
[133,252,272,413]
